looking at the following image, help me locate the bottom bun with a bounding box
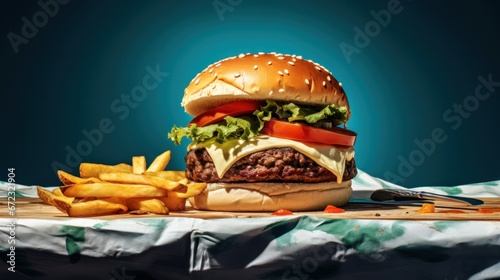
[188,180,352,212]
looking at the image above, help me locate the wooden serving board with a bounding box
[2,198,500,221]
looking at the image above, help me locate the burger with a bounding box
[168,52,357,211]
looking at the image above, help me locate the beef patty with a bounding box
[185,147,357,183]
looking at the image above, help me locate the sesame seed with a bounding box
[214,72,218,78]
[284,69,289,75]
[288,61,295,66]
[278,71,283,76]
[279,88,285,93]
[292,58,297,62]
[208,68,214,73]
[269,90,273,95]
[292,54,296,58]
[315,66,321,71]
[327,76,331,82]
[339,82,342,87]
[215,63,222,67]
[195,78,200,85]
[278,56,285,60]
[258,52,265,55]
[305,78,310,85]
[238,53,245,58]
[297,56,303,59]
[322,81,327,87]
[254,65,258,70]
[254,54,259,57]
[270,52,276,55]
[234,73,241,78]
[268,61,272,65]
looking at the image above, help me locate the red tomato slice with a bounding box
[261,118,357,147]
[189,101,264,127]
[272,209,293,216]
[323,205,345,213]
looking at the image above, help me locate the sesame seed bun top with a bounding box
[182,52,351,120]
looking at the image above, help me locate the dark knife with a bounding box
[370,189,484,206]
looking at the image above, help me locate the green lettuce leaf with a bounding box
[168,100,348,145]
[168,116,261,145]
[258,100,348,124]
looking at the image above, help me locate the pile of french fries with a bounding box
[37,150,206,217]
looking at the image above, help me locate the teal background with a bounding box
[2,0,499,187]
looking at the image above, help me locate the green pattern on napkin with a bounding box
[61,226,85,263]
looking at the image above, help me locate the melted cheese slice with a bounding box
[189,136,355,183]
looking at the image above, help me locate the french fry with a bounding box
[58,170,101,185]
[61,183,168,198]
[53,197,128,217]
[52,196,79,213]
[167,182,206,198]
[37,186,56,206]
[73,197,98,203]
[37,186,74,213]
[80,163,132,178]
[38,186,75,205]
[132,156,147,174]
[98,172,187,192]
[127,198,169,215]
[156,196,186,211]
[40,150,202,217]
[143,170,185,181]
[146,150,171,172]
[52,188,64,196]
[51,198,70,213]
